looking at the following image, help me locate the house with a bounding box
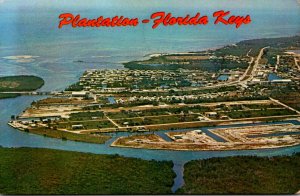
[205,112,218,118]
[42,119,50,123]
[220,115,229,120]
[123,122,129,126]
[21,121,30,125]
[271,79,292,83]
[174,135,183,139]
[195,130,203,134]
[71,91,88,98]
[72,124,84,130]
[197,116,206,121]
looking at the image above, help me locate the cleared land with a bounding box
[0,147,175,194]
[177,153,300,194]
[112,124,300,151]
[11,98,300,145]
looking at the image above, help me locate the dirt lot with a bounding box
[111,124,300,151]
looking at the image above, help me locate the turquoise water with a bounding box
[1,95,300,163]
[0,0,299,91]
[107,96,116,104]
[217,74,229,81]
[268,73,282,81]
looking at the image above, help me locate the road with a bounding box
[0,91,52,95]
[2,48,268,97]
[269,97,300,115]
[294,57,300,71]
[275,55,280,72]
[240,46,269,85]
[104,113,122,128]
[196,47,268,89]
[195,47,268,89]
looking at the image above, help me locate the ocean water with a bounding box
[0,0,299,91]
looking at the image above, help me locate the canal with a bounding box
[1,96,300,192]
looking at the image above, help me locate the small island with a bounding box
[0,75,45,99]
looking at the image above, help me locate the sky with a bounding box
[0,0,299,11]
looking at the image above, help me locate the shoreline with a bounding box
[111,121,300,151]
[111,140,300,152]
[8,122,111,144]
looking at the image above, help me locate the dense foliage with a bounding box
[65,82,84,91]
[178,153,300,194]
[0,147,175,194]
[0,93,21,99]
[124,59,248,72]
[0,75,44,92]
[124,36,300,71]
[215,35,300,57]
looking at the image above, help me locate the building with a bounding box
[205,112,218,118]
[71,91,88,97]
[72,124,84,130]
[195,130,203,134]
[174,135,183,139]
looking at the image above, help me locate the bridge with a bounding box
[0,91,55,96]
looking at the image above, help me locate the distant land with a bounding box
[123,35,300,71]
[0,75,44,99]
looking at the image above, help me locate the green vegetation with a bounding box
[65,82,84,91]
[177,153,300,194]
[225,108,297,119]
[115,114,199,126]
[124,36,299,71]
[107,105,211,120]
[242,103,280,109]
[55,120,116,130]
[215,35,300,57]
[124,58,248,72]
[120,85,239,97]
[1,147,298,195]
[103,95,269,109]
[23,127,110,144]
[0,75,44,92]
[181,95,268,104]
[0,147,175,194]
[262,47,282,66]
[275,92,300,111]
[0,93,21,99]
[69,111,105,121]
